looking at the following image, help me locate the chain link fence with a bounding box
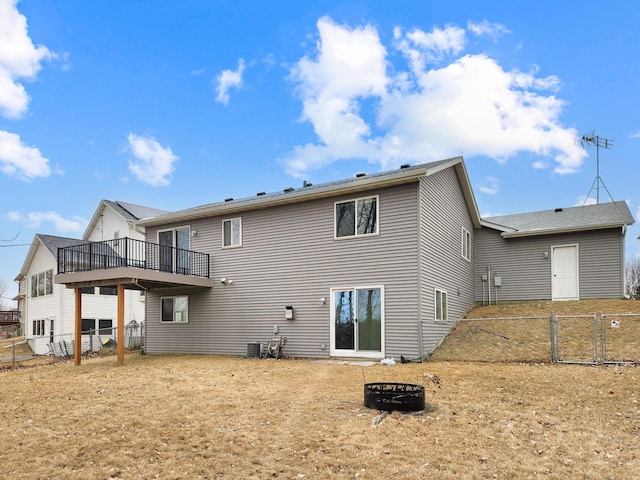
[431,312,640,365]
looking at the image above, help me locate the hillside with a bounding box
[429,299,640,363]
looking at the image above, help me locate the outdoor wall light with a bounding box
[319,297,327,305]
[544,251,549,259]
[220,278,234,285]
[191,230,198,237]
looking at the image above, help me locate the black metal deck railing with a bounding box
[57,237,210,278]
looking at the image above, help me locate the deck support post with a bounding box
[74,287,82,366]
[117,284,125,365]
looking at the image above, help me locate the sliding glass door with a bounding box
[330,286,383,358]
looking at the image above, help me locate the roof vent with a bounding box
[257,192,266,196]
[400,164,411,169]
[283,187,294,193]
[224,198,233,202]
[303,180,313,187]
[355,172,366,178]
[555,208,563,213]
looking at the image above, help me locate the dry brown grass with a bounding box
[430,299,640,364]
[2,300,640,479]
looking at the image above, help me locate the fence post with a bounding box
[549,312,556,363]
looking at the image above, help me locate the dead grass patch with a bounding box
[430,299,640,363]
[2,300,640,478]
[1,354,640,479]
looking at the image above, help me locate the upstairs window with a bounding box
[223,218,242,248]
[31,270,53,298]
[462,228,471,261]
[335,196,378,238]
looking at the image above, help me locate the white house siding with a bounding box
[145,183,421,359]
[474,227,625,301]
[25,245,59,354]
[418,168,476,356]
[85,205,142,242]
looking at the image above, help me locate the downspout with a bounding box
[487,265,492,305]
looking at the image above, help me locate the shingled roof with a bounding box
[482,201,635,238]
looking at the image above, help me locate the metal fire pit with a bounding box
[364,382,425,412]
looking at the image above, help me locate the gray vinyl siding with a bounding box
[145,183,421,359]
[474,227,626,301]
[419,168,475,356]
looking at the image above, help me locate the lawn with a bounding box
[1,299,639,479]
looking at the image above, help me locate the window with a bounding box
[81,287,95,295]
[100,286,118,296]
[98,319,113,335]
[462,228,471,261]
[161,296,189,323]
[82,319,95,334]
[32,319,45,336]
[223,218,242,247]
[31,270,53,298]
[435,289,448,321]
[335,196,378,238]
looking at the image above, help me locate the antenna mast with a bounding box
[581,131,614,205]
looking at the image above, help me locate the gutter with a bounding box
[500,222,632,238]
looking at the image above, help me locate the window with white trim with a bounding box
[31,270,53,298]
[335,196,378,238]
[222,218,242,247]
[435,289,448,321]
[462,227,471,261]
[32,319,45,336]
[161,296,189,323]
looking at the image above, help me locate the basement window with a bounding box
[161,296,189,324]
[435,289,448,322]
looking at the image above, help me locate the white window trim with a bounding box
[161,295,189,324]
[329,285,385,359]
[435,288,448,322]
[461,227,471,262]
[222,217,242,248]
[334,195,380,240]
[31,269,53,298]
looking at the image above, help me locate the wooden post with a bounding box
[74,287,82,366]
[117,284,125,365]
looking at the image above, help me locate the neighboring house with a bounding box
[15,201,167,355]
[55,158,635,363]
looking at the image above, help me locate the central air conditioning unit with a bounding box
[246,342,262,358]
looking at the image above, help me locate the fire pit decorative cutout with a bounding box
[364,382,425,412]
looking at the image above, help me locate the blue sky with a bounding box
[2,0,640,303]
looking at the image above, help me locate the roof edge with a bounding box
[138,161,457,227]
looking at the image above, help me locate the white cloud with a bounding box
[630,131,640,139]
[127,133,178,186]
[8,210,84,233]
[467,20,511,40]
[478,176,499,195]
[215,58,245,105]
[0,0,55,118]
[0,130,51,180]
[282,18,586,178]
[395,25,466,72]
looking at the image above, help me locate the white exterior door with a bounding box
[552,245,579,300]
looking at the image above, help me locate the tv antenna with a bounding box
[581,131,614,205]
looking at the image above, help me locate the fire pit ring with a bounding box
[364,382,425,412]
